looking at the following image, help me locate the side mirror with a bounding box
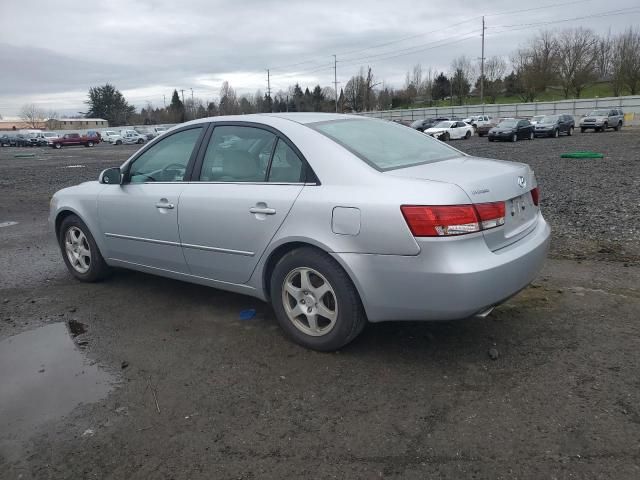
[99,167,122,185]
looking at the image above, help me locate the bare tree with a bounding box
[20,103,46,129]
[511,31,559,101]
[450,55,475,104]
[556,28,599,98]
[616,28,640,95]
[483,56,507,103]
[596,29,614,80]
[218,81,239,115]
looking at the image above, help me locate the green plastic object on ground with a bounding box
[560,152,604,159]
[14,153,36,158]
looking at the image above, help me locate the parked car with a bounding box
[488,119,534,142]
[530,115,545,126]
[477,118,502,137]
[579,108,624,132]
[0,134,17,147]
[533,114,575,138]
[102,130,122,144]
[424,120,474,141]
[26,133,48,146]
[390,119,413,127]
[462,115,493,130]
[15,134,30,147]
[152,126,169,136]
[135,127,155,140]
[118,129,146,144]
[50,133,97,149]
[41,132,60,142]
[86,131,102,143]
[410,117,449,132]
[49,113,550,351]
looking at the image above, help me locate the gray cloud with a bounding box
[1,0,638,115]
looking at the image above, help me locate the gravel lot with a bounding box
[1,131,639,479]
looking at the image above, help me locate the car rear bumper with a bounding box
[333,214,550,322]
[488,132,514,140]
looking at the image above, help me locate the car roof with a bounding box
[179,112,367,129]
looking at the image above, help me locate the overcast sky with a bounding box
[1,0,638,116]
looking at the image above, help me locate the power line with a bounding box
[490,7,640,29]
[485,0,594,17]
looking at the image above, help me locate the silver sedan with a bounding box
[50,113,550,351]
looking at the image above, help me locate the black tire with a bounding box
[568,126,574,136]
[464,130,471,139]
[601,123,608,132]
[615,122,622,131]
[511,133,517,142]
[478,132,484,137]
[87,141,94,147]
[529,131,534,140]
[553,129,559,138]
[137,138,144,144]
[443,132,450,142]
[54,143,62,149]
[488,137,494,142]
[580,127,586,133]
[116,140,122,145]
[270,247,367,351]
[58,214,110,282]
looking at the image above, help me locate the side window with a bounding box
[268,139,304,183]
[198,126,276,182]
[128,127,202,183]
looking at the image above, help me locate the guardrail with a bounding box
[359,95,640,125]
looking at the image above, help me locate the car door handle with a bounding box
[155,202,175,209]
[249,206,276,215]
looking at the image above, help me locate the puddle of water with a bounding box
[0,322,115,460]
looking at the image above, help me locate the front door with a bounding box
[179,125,306,284]
[98,126,205,273]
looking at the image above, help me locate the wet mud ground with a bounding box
[1,131,639,479]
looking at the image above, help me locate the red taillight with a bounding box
[530,187,539,206]
[401,202,505,237]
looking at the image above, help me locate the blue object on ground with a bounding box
[239,309,257,320]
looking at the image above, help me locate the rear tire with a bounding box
[58,215,110,282]
[54,143,62,149]
[87,141,94,147]
[601,123,608,132]
[137,138,144,144]
[553,129,559,138]
[529,131,534,140]
[116,140,122,145]
[580,127,586,133]
[615,122,622,131]
[270,247,367,351]
[443,132,450,142]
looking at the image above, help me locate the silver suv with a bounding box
[579,108,624,132]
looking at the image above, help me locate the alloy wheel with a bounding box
[64,226,91,274]
[281,267,338,337]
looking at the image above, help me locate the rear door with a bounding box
[178,124,306,284]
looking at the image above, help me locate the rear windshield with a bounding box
[540,115,559,124]
[310,119,460,171]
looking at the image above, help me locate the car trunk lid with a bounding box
[387,155,539,251]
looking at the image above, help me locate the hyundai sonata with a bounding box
[50,113,550,351]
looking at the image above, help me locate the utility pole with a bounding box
[190,88,194,119]
[480,16,486,111]
[180,89,185,104]
[266,69,272,112]
[163,94,166,108]
[333,54,338,113]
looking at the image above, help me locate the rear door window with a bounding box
[198,126,276,182]
[267,140,304,183]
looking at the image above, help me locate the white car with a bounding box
[530,115,545,126]
[102,131,122,144]
[463,115,493,130]
[118,130,146,145]
[152,126,169,136]
[424,121,474,141]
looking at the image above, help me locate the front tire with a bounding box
[580,127,586,133]
[58,215,110,282]
[615,122,622,131]
[54,143,62,149]
[568,126,574,136]
[464,130,471,139]
[270,247,367,351]
[553,129,559,138]
[137,138,144,144]
[511,133,517,142]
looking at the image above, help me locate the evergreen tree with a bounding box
[169,90,185,122]
[85,83,135,126]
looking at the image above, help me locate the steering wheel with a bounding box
[160,163,186,181]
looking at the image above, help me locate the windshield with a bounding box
[310,119,460,171]
[434,121,453,128]
[540,115,559,124]
[532,116,544,121]
[498,119,518,128]
[590,110,609,116]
